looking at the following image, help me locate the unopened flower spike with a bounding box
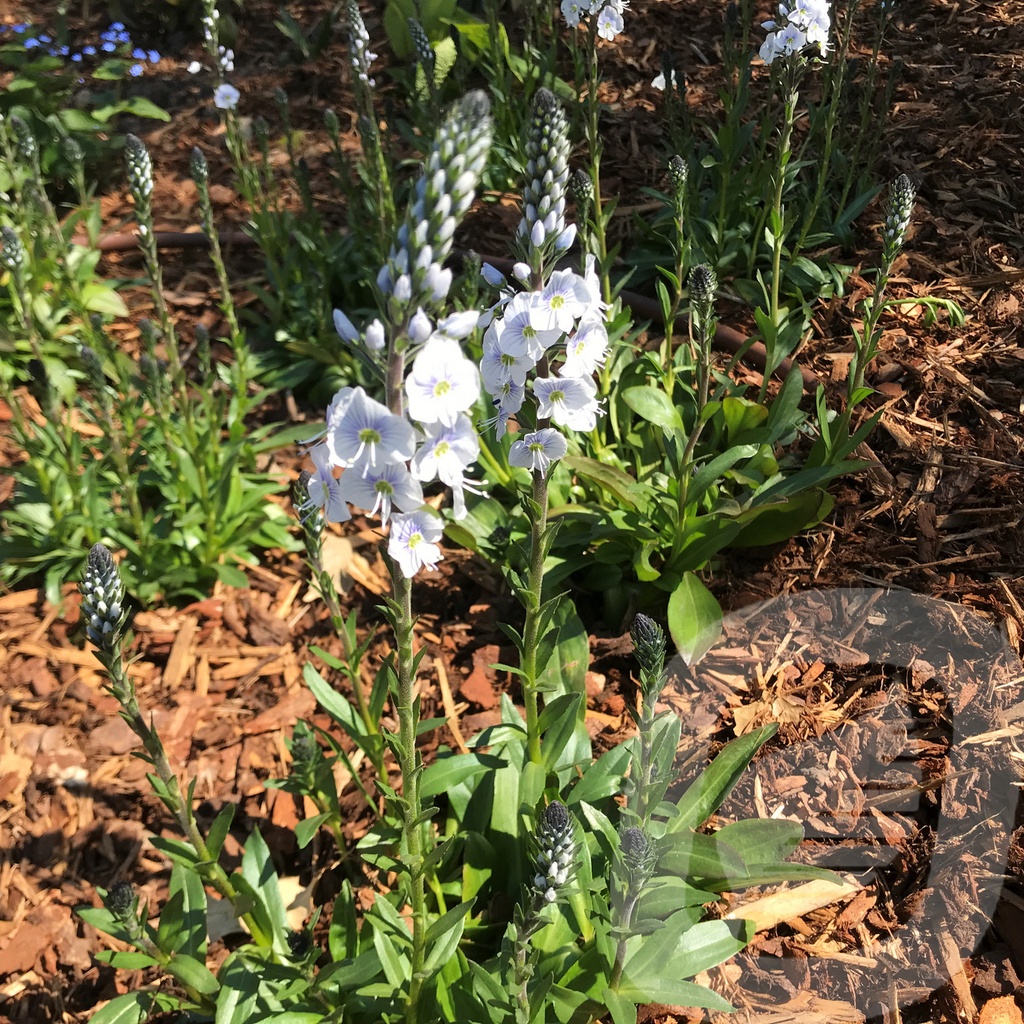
[79,543,128,654]
[124,134,153,202]
[533,801,578,903]
[882,173,915,269]
[688,263,717,337]
[407,18,434,76]
[518,88,572,268]
[619,825,655,889]
[0,226,25,271]
[668,155,688,200]
[346,0,378,87]
[381,90,492,317]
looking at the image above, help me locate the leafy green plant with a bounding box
[0,133,303,602]
[76,540,833,1024]
[0,20,168,189]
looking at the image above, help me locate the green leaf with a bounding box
[79,280,129,317]
[603,986,638,1024]
[296,812,332,849]
[562,455,641,511]
[658,829,748,881]
[84,992,153,1024]
[621,385,684,432]
[668,724,778,832]
[422,900,474,975]
[241,827,290,955]
[94,950,161,969]
[165,954,220,998]
[535,598,589,702]
[420,752,505,798]
[539,693,584,773]
[215,952,261,1024]
[620,914,749,1000]
[206,803,236,860]
[667,572,722,667]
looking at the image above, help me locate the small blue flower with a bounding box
[12,24,27,33]
[38,33,51,42]
[147,49,160,63]
[59,45,69,55]
[71,52,82,61]
[132,47,146,59]
[110,21,125,31]
[129,63,143,76]
[116,31,130,43]
[101,41,116,52]
[100,29,114,41]
[23,38,40,48]
[83,45,95,55]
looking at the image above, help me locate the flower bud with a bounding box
[10,115,36,163]
[688,263,717,338]
[79,345,105,391]
[124,134,153,202]
[619,825,655,888]
[324,107,340,137]
[189,146,209,186]
[407,18,434,73]
[882,173,915,268]
[630,613,667,681]
[0,226,25,271]
[533,801,578,903]
[668,155,688,199]
[104,881,138,923]
[79,543,127,653]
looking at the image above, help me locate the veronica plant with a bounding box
[79,541,837,1024]
[295,90,493,1024]
[473,87,609,763]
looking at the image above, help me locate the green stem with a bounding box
[518,470,549,766]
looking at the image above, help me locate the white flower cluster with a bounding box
[759,0,830,64]
[560,0,628,41]
[479,259,607,470]
[304,309,483,578]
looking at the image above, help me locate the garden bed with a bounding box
[2,0,1024,1022]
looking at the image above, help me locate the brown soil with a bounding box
[2,1,1024,1023]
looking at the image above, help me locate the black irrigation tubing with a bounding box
[78,229,820,391]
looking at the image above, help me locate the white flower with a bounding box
[561,0,585,27]
[303,443,350,523]
[326,386,417,469]
[213,83,240,110]
[489,379,525,440]
[187,60,203,74]
[406,337,481,427]
[533,375,600,432]
[481,321,535,392]
[561,316,608,377]
[596,5,624,40]
[651,69,676,91]
[509,428,567,475]
[411,416,481,519]
[538,269,592,333]
[339,461,423,526]
[388,510,443,578]
[499,292,563,360]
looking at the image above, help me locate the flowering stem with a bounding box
[391,570,428,1024]
[519,470,549,766]
[98,644,271,946]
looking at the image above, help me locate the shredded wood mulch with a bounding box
[2,0,1024,1022]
